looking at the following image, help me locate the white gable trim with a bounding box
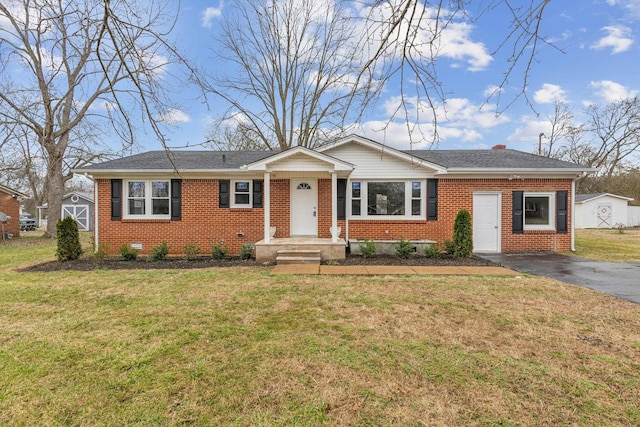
[575,193,634,204]
[244,145,354,172]
[63,192,94,204]
[317,135,448,173]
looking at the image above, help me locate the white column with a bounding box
[331,171,338,243]
[264,171,271,243]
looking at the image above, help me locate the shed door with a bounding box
[473,193,501,253]
[62,205,89,231]
[597,203,612,228]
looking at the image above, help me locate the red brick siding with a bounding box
[96,177,573,255]
[0,190,21,237]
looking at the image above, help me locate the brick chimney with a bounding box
[492,144,506,150]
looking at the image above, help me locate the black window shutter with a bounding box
[556,190,568,234]
[337,179,347,220]
[111,179,122,221]
[253,180,263,208]
[512,191,524,234]
[219,180,230,208]
[171,179,182,221]
[427,179,438,221]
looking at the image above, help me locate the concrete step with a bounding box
[275,256,322,265]
[276,249,322,265]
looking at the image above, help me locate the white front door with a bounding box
[290,179,318,236]
[62,205,89,231]
[473,193,501,253]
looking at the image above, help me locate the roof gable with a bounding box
[0,183,29,199]
[575,193,634,203]
[245,146,353,172]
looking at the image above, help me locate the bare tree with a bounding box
[208,0,380,150]
[209,0,554,149]
[0,0,204,237]
[539,101,579,158]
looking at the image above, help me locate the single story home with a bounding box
[0,183,29,238]
[75,135,593,262]
[574,193,634,229]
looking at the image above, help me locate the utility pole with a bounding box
[538,132,545,155]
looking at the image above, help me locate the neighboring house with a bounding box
[75,135,593,262]
[62,191,95,231]
[574,193,633,229]
[0,183,29,238]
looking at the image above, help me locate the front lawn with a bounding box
[1,237,639,425]
[574,228,640,262]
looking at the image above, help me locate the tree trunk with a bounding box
[44,154,65,238]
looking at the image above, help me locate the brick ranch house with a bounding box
[0,183,29,238]
[75,135,593,262]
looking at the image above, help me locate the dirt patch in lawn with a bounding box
[19,254,495,272]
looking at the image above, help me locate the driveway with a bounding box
[478,253,640,305]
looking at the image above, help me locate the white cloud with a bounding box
[534,83,567,104]
[157,109,191,124]
[589,80,638,102]
[591,25,633,54]
[201,2,224,29]
[437,22,493,71]
[506,117,549,150]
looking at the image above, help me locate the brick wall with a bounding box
[0,190,21,237]
[96,177,574,255]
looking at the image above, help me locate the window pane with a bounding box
[152,199,169,215]
[235,193,250,205]
[129,199,145,215]
[524,196,550,225]
[352,182,360,198]
[152,181,169,198]
[412,182,421,198]
[412,199,421,216]
[368,182,405,215]
[235,181,250,192]
[128,182,145,198]
[352,200,361,216]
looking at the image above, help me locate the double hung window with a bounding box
[125,180,170,218]
[232,180,252,208]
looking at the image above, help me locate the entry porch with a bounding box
[255,237,347,264]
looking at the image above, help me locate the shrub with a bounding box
[119,244,139,261]
[240,243,254,260]
[359,239,377,258]
[183,243,201,260]
[395,239,414,259]
[423,243,444,259]
[93,244,110,261]
[211,242,229,259]
[443,239,455,255]
[56,216,82,262]
[148,241,170,261]
[452,208,473,258]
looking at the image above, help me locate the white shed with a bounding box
[574,193,633,228]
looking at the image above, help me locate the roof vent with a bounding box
[492,144,506,150]
[222,154,226,163]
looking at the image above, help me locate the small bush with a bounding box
[359,239,377,258]
[423,243,444,259]
[119,244,139,261]
[395,239,414,259]
[443,239,455,255]
[56,216,82,262]
[239,243,254,260]
[93,244,110,261]
[211,242,229,259]
[452,209,473,258]
[183,243,201,260]
[148,241,170,261]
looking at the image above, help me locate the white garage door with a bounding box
[473,193,501,253]
[62,205,89,231]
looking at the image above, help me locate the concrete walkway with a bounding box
[271,264,516,276]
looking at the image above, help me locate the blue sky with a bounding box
[155,0,640,154]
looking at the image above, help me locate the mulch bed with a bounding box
[19,254,495,272]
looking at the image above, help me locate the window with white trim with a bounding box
[232,180,252,208]
[125,180,170,218]
[524,192,555,230]
[350,180,425,219]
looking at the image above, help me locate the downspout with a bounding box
[571,177,576,252]
[93,176,99,253]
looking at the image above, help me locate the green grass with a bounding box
[573,228,640,262]
[1,236,639,425]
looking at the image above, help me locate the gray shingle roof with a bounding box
[405,149,587,170]
[78,150,278,171]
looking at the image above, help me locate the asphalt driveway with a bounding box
[478,253,640,305]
